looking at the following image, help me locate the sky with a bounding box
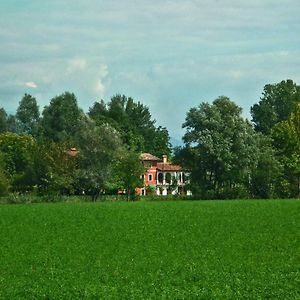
[0,0,300,141]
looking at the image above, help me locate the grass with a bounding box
[0,200,299,299]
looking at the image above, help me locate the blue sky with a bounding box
[1,0,300,140]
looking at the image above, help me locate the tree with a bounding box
[6,115,18,133]
[271,103,300,197]
[114,151,145,201]
[0,108,8,133]
[249,134,282,198]
[89,94,171,157]
[0,133,36,192]
[74,119,123,200]
[251,79,300,134]
[23,140,78,195]
[181,96,272,198]
[40,92,85,144]
[16,94,40,136]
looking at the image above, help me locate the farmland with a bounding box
[0,200,299,299]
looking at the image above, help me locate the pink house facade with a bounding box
[137,153,191,196]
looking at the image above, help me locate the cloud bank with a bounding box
[0,0,299,138]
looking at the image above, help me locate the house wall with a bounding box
[143,161,158,186]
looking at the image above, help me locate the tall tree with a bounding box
[181,96,276,198]
[272,103,300,197]
[0,108,8,133]
[251,79,300,134]
[6,115,18,133]
[74,119,123,200]
[89,94,171,157]
[16,94,40,135]
[40,92,85,144]
[249,134,282,198]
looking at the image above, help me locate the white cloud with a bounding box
[25,81,37,88]
[66,58,87,74]
[228,70,243,80]
[94,64,109,97]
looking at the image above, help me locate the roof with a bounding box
[140,153,162,161]
[157,163,182,172]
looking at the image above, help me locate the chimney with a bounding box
[162,155,167,164]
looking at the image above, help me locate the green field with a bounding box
[0,200,299,299]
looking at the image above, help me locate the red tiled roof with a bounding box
[157,163,182,171]
[140,153,162,161]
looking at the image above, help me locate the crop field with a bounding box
[0,200,299,299]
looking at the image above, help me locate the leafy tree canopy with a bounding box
[0,108,8,133]
[40,92,86,144]
[114,150,145,200]
[251,79,300,134]
[181,96,278,198]
[74,119,123,199]
[16,94,40,136]
[89,94,171,157]
[271,103,300,197]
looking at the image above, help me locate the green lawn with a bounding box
[0,200,299,299]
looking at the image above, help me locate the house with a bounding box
[137,153,191,196]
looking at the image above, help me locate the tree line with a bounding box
[0,79,300,200]
[0,93,170,199]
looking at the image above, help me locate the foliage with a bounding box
[74,119,123,200]
[249,134,282,198]
[32,141,78,195]
[272,103,300,197]
[40,92,86,144]
[114,150,145,200]
[0,200,299,299]
[251,79,300,134]
[0,107,8,133]
[181,97,262,198]
[0,132,36,192]
[6,115,18,133]
[89,94,171,157]
[16,94,40,136]
[0,153,10,196]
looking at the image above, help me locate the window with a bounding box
[158,173,163,183]
[166,173,171,184]
[148,174,153,181]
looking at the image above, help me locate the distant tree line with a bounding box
[0,79,300,200]
[0,93,169,199]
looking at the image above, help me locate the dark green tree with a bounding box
[181,96,275,198]
[271,103,300,197]
[40,92,85,144]
[6,115,18,133]
[0,108,8,133]
[89,94,171,157]
[0,132,36,192]
[114,150,145,201]
[16,94,40,135]
[249,134,282,198]
[251,79,300,134]
[74,119,123,200]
